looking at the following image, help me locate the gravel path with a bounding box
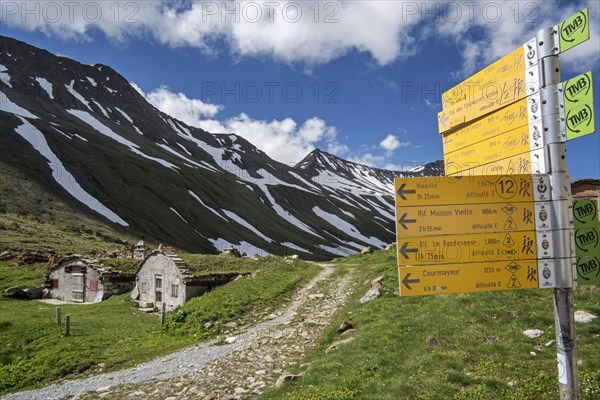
[2,264,356,400]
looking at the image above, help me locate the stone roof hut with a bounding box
[45,256,135,303]
[131,251,242,310]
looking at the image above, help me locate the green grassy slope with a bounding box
[261,250,600,400]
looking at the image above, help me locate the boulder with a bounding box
[275,374,299,388]
[325,337,355,354]
[360,288,380,304]
[336,321,353,334]
[221,247,241,258]
[361,246,373,254]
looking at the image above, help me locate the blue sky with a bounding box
[1,0,599,179]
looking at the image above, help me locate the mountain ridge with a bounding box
[0,35,443,260]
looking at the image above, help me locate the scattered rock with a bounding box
[507,311,519,319]
[220,246,241,258]
[325,337,355,354]
[370,275,384,289]
[336,321,353,334]
[96,386,111,392]
[545,340,556,348]
[507,380,517,388]
[284,255,299,264]
[360,287,380,304]
[361,246,374,254]
[530,351,537,356]
[340,329,355,337]
[574,310,597,323]
[234,387,248,394]
[523,329,544,339]
[275,374,299,388]
[384,243,395,251]
[225,336,237,344]
[204,322,213,329]
[427,336,443,346]
[308,293,325,299]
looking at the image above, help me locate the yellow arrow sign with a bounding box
[442,94,540,155]
[444,122,544,175]
[442,40,537,109]
[398,259,542,296]
[438,66,539,134]
[445,148,547,176]
[394,175,549,207]
[397,231,540,266]
[396,202,537,237]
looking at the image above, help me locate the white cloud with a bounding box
[380,134,410,152]
[141,85,339,163]
[3,1,596,70]
[145,86,223,126]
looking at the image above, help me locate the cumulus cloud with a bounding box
[380,134,410,152]
[2,1,596,70]
[145,86,223,126]
[141,85,339,164]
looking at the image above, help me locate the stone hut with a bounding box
[131,252,243,310]
[45,256,135,303]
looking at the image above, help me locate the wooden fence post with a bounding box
[56,307,61,325]
[160,303,166,325]
[65,314,71,337]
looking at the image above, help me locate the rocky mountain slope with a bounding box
[0,35,442,260]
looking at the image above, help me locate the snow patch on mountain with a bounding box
[313,206,386,248]
[0,90,39,119]
[0,64,12,87]
[222,209,273,243]
[13,117,128,226]
[208,238,270,257]
[170,207,189,224]
[188,190,227,221]
[65,80,93,112]
[282,242,312,254]
[35,77,54,99]
[67,109,179,171]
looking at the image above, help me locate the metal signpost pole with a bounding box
[537,27,579,399]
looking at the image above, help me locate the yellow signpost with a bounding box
[442,96,533,154]
[445,148,547,177]
[396,231,540,266]
[396,202,538,237]
[438,65,539,134]
[442,40,537,109]
[398,259,542,296]
[394,175,549,207]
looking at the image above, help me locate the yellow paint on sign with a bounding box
[445,149,546,176]
[394,175,541,207]
[442,97,531,155]
[396,231,538,266]
[396,202,536,237]
[438,70,533,134]
[442,45,531,109]
[444,123,542,173]
[398,259,540,297]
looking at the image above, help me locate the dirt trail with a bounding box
[2,264,356,400]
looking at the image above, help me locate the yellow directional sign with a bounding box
[398,259,541,296]
[396,202,538,237]
[394,175,549,207]
[444,122,543,174]
[445,148,547,176]
[438,66,539,134]
[442,39,537,109]
[397,231,541,266]
[442,92,543,153]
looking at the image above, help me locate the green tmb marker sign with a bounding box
[559,8,590,53]
[562,71,595,141]
[573,199,600,285]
